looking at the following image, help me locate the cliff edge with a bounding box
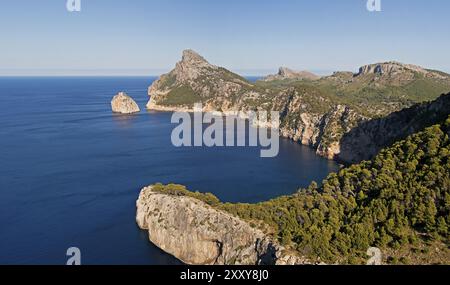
[136,185,309,265]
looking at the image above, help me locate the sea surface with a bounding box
[0,77,339,265]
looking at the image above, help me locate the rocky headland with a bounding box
[146,50,450,163]
[136,185,311,265]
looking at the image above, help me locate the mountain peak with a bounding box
[181,49,209,65]
[278,67,295,76]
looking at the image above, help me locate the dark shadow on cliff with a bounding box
[337,92,450,164]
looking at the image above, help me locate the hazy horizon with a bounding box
[1,0,449,76]
[2,61,449,77]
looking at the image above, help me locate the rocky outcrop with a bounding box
[273,89,366,159]
[145,50,366,160]
[262,67,321,81]
[356,61,448,79]
[136,186,309,265]
[111,92,140,114]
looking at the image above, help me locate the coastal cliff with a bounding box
[146,50,450,162]
[136,185,310,265]
[339,93,450,163]
[137,112,450,264]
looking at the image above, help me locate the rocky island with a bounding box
[111,92,140,114]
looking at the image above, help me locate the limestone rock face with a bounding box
[338,93,450,163]
[111,92,140,114]
[136,186,309,265]
[357,61,445,79]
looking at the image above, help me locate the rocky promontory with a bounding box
[146,50,450,162]
[111,92,140,114]
[136,185,309,265]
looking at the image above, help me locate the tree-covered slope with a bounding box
[154,116,450,264]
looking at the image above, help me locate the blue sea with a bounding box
[0,77,339,265]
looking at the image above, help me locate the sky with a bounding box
[0,0,449,76]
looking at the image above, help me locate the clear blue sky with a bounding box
[1,0,449,76]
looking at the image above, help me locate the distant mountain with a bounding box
[146,49,255,111]
[261,67,321,82]
[147,50,450,161]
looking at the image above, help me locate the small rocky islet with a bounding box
[111,91,140,114]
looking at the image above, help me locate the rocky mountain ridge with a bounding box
[356,61,447,79]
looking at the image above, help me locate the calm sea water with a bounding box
[0,77,339,265]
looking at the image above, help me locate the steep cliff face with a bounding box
[274,90,366,159]
[136,186,309,265]
[146,50,450,162]
[339,93,450,163]
[356,61,447,80]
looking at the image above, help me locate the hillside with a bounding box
[340,93,450,163]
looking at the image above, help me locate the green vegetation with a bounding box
[158,73,177,90]
[217,67,251,84]
[151,183,220,206]
[160,85,202,106]
[154,116,450,264]
[255,73,450,118]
